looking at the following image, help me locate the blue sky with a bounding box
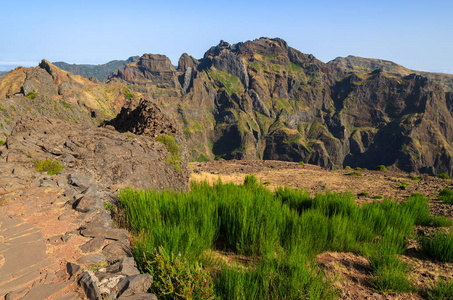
[1,0,452,74]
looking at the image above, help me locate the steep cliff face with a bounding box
[111,37,453,175]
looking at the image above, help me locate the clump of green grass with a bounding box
[420,230,453,262]
[104,202,114,211]
[436,173,451,179]
[263,181,271,185]
[375,165,388,171]
[155,135,182,171]
[195,154,210,162]
[143,246,215,299]
[125,133,134,138]
[438,187,453,204]
[119,182,439,299]
[358,192,369,197]
[34,159,63,175]
[411,176,420,182]
[369,252,414,293]
[427,278,453,300]
[401,193,452,227]
[299,161,304,165]
[344,172,362,178]
[396,182,411,190]
[344,166,351,170]
[26,91,37,99]
[0,140,4,145]
[373,195,383,199]
[355,167,362,170]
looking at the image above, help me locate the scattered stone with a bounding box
[66,262,82,279]
[4,287,30,300]
[76,254,107,265]
[80,227,129,241]
[79,236,105,253]
[105,257,140,276]
[68,173,94,189]
[117,274,153,298]
[78,271,102,300]
[74,195,102,213]
[58,211,72,221]
[102,241,132,262]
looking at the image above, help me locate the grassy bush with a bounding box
[142,247,215,300]
[427,278,453,300]
[396,182,411,190]
[420,230,453,262]
[119,180,441,298]
[373,195,383,199]
[375,165,388,171]
[436,173,450,179]
[299,161,304,165]
[26,91,37,99]
[0,140,4,145]
[411,176,420,182]
[344,172,362,178]
[358,192,369,197]
[156,135,182,171]
[369,252,414,293]
[34,159,63,175]
[439,187,453,204]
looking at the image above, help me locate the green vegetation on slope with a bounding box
[119,178,450,298]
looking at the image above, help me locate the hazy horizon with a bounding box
[1,0,452,74]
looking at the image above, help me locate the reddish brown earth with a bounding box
[190,160,453,300]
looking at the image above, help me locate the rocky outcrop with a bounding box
[110,37,453,175]
[0,60,133,138]
[2,116,189,190]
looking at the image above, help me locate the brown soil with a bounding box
[189,160,453,300]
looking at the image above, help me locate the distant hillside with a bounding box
[53,56,140,82]
[328,55,453,92]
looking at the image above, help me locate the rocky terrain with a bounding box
[0,59,138,141]
[328,55,453,92]
[53,57,140,83]
[107,37,453,176]
[0,96,188,299]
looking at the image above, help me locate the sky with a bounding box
[1,0,452,74]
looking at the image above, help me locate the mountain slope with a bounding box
[328,55,453,92]
[53,56,140,82]
[0,60,137,139]
[109,37,453,175]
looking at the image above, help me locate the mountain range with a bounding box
[2,37,453,175]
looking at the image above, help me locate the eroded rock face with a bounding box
[1,116,189,191]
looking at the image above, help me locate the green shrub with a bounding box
[104,202,114,211]
[26,91,37,99]
[373,195,383,199]
[411,176,420,182]
[420,230,453,262]
[344,172,362,177]
[344,166,351,170]
[156,135,182,171]
[439,187,453,204]
[358,192,369,197]
[299,161,304,165]
[427,278,453,300]
[34,159,63,175]
[143,247,215,300]
[0,140,4,145]
[437,173,451,179]
[375,165,388,171]
[369,253,414,293]
[194,154,210,162]
[355,167,362,170]
[396,182,411,190]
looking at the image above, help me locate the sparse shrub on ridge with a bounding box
[34,159,63,175]
[375,165,388,171]
[155,134,182,171]
[436,173,450,179]
[439,187,453,204]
